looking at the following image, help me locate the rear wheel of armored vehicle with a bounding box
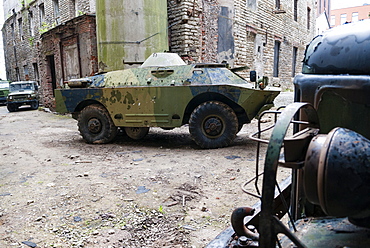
[30,101,39,110]
[124,127,149,140]
[78,104,118,144]
[7,103,18,112]
[189,101,238,149]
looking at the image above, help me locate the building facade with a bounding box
[2,0,316,109]
[330,4,370,27]
[168,0,316,89]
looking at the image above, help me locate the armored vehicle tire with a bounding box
[30,101,39,110]
[124,127,150,140]
[78,104,118,144]
[189,101,238,149]
[7,103,18,112]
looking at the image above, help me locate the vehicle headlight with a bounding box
[28,94,31,98]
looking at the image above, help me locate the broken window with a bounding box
[273,41,280,77]
[53,0,60,24]
[39,4,45,26]
[18,18,23,41]
[29,11,34,37]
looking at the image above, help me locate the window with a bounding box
[53,0,60,24]
[330,15,336,26]
[29,12,34,36]
[307,7,311,29]
[16,67,20,81]
[352,12,359,22]
[292,47,298,77]
[33,63,39,82]
[294,0,298,21]
[39,4,45,25]
[11,23,15,43]
[18,18,23,41]
[71,0,77,17]
[23,66,29,80]
[275,0,280,9]
[273,41,280,77]
[341,14,347,25]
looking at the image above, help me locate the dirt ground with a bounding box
[0,93,293,248]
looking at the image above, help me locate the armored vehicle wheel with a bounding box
[30,101,39,110]
[189,101,238,149]
[124,127,149,140]
[78,104,118,144]
[7,103,18,112]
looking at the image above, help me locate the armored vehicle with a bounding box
[207,20,370,247]
[55,53,280,149]
[7,81,39,112]
[0,80,10,104]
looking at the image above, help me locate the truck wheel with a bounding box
[78,104,118,144]
[7,103,18,112]
[124,127,149,140]
[189,101,238,149]
[30,101,39,110]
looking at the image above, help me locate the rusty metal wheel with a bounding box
[78,104,118,144]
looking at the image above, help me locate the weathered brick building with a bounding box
[2,0,316,108]
[168,0,316,88]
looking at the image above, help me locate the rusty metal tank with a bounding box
[294,19,370,138]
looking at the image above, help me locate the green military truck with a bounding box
[7,81,39,112]
[55,53,280,149]
[0,80,10,104]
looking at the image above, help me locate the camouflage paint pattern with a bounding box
[55,60,280,128]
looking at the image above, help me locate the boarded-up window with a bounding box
[62,37,81,80]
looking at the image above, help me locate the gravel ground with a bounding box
[0,92,293,248]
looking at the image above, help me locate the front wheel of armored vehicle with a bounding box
[78,104,118,144]
[189,101,238,149]
[124,127,149,140]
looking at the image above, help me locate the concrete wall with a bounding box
[96,0,169,72]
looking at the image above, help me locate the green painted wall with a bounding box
[96,0,169,72]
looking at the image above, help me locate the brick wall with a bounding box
[39,15,97,108]
[168,0,316,90]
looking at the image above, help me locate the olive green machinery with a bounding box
[207,19,370,247]
[55,53,280,149]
